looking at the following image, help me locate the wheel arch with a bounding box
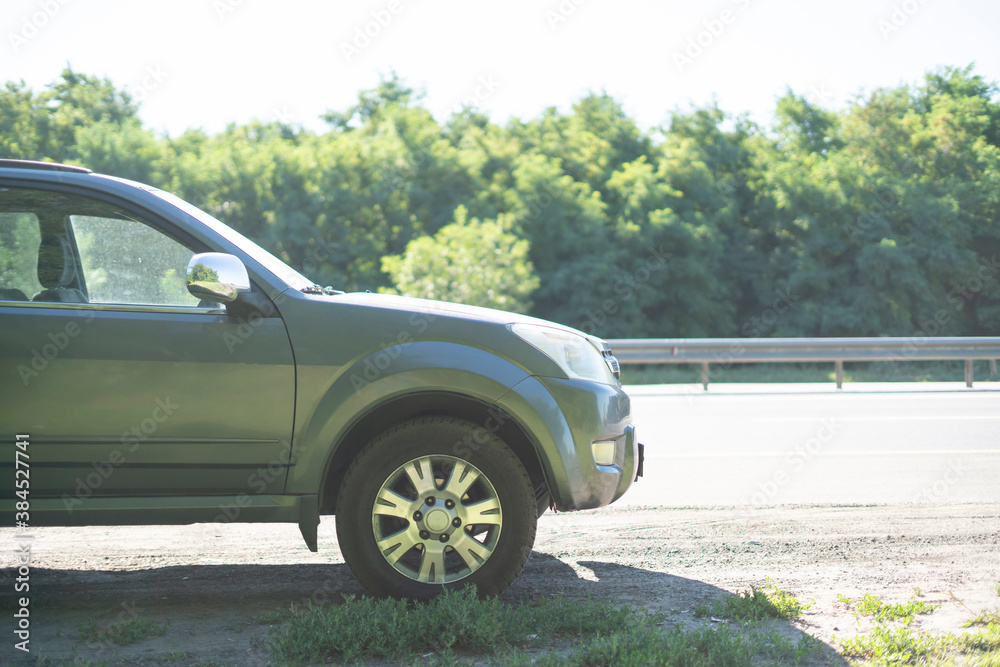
[318,391,548,515]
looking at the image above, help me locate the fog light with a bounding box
[591,440,617,466]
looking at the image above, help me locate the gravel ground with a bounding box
[3,501,999,665]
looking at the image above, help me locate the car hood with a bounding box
[316,291,582,334]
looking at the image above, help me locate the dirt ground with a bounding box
[3,501,999,665]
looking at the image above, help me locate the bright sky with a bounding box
[3,0,999,137]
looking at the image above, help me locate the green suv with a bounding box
[0,160,641,598]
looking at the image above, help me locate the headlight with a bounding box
[510,323,617,384]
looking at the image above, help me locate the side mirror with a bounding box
[186,252,251,304]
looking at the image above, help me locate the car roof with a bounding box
[0,159,92,174]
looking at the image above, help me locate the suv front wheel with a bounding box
[336,417,538,599]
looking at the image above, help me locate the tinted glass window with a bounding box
[0,211,42,301]
[71,215,198,306]
[0,187,200,307]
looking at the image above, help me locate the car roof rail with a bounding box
[0,159,92,173]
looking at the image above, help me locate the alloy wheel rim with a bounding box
[371,455,502,584]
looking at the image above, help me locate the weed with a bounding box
[76,615,168,645]
[841,625,1000,667]
[569,623,754,667]
[267,586,821,665]
[267,587,657,663]
[252,605,295,626]
[696,582,812,623]
[956,620,1000,653]
[34,657,114,667]
[840,591,939,623]
[964,609,1000,628]
[755,629,826,663]
[499,624,822,666]
[837,589,1000,665]
[839,624,948,664]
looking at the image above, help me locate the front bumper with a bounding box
[494,375,640,511]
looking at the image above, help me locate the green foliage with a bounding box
[836,589,1000,665]
[0,67,142,165]
[695,583,813,623]
[266,586,663,664]
[186,263,218,284]
[840,591,940,624]
[561,623,754,667]
[839,621,1000,665]
[4,65,999,338]
[500,625,821,666]
[839,624,950,665]
[381,206,539,312]
[963,609,1000,628]
[0,211,41,298]
[76,615,168,645]
[266,586,824,666]
[957,620,1000,652]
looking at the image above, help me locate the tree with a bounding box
[3,66,997,338]
[381,206,538,312]
[0,81,43,158]
[322,71,419,130]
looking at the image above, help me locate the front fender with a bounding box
[494,376,634,510]
[285,340,530,493]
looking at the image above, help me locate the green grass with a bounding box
[839,624,950,665]
[501,624,753,667]
[76,615,169,645]
[620,359,1000,385]
[837,588,1000,666]
[839,591,940,624]
[964,609,1000,628]
[34,658,114,667]
[956,620,1000,652]
[857,591,940,621]
[503,623,821,667]
[266,586,822,665]
[695,582,813,623]
[840,622,1000,666]
[267,587,656,663]
[252,606,294,626]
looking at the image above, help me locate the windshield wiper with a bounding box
[301,284,345,296]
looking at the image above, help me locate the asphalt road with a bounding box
[622,381,1000,507]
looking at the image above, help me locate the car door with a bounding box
[0,185,296,503]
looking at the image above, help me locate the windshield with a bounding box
[149,189,314,291]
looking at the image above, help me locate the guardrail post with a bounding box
[966,359,974,388]
[992,359,997,375]
[701,362,709,391]
[835,360,843,390]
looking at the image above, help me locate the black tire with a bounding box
[336,416,537,599]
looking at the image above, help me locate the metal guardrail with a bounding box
[607,337,1000,389]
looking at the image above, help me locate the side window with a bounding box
[71,216,199,307]
[0,187,202,307]
[0,212,42,301]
